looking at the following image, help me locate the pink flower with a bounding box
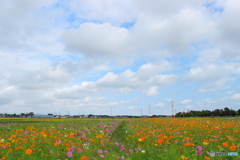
[115,141,119,146]
[77,148,82,153]
[120,145,125,150]
[103,150,108,154]
[81,134,87,140]
[100,155,104,158]
[66,151,73,157]
[128,149,133,153]
[97,149,103,154]
[197,146,202,151]
[196,151,202,155]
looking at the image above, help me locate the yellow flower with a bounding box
[203,142,209,145]
[181,155,188,159]
[138,138,143,141]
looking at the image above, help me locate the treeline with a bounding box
[176,107,240,117]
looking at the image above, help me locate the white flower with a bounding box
[0,139,4,142]
[141,150,146,153]
[83,143,90,149]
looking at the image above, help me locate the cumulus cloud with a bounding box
[144,86,159,96]
[216,0,240,60]
[62,23,133,60]
[1,0,240,115]
[180,99,192,104]
[128,106,136,110]
[154,103,165,107]
[8,65,73,90]
[230,93,240,100]
[184,63,239,92]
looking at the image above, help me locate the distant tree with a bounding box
[230,109,237,116]
[223,107,230,116]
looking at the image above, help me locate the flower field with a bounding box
[0,118,239,160]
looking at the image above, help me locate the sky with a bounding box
[0,0,240,116]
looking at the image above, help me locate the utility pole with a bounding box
[84,109,85,115]
[111,107,112,117]
[141,108,142,117]
[172,100,174,117]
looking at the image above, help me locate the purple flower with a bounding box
[121,156,125,159]
[196,151,202,155]
[66,151,73,157]
[128,149,133,153]
[100,155,104,158]
[197,145,202,151]
[81,134,87,140]
[115,141,119,146]
[49,150,53,153]
[103,150,108,154]
[97,149,103,154]
[163,150,168,152]
[120,145,125,150]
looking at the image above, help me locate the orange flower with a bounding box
[66,147,71,151]
[25,149,32,154]
[7,149,13,153]
[204,156,211,160]
[54,142,60,146]
[5,142,11,147]
[80,156,88,160]
[138,137,144,141]
[185,143,191,147]
[230,145,236,151]
[222,142,228,147]
[157,139,163,143]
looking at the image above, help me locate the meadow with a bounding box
[0,117,239,160]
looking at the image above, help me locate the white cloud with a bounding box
[216,0,240,60]
[230,93,240,100]
[128,106,136,110]
[165,98,173,102]
[62,23,133,60]
[145,86,159,96]
[110,101,130,106]
[1,0,240,115]
[180,99,192,104]
[154,103,165,107]
[186,105,192,109]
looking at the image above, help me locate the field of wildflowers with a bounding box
[0,117,239,160]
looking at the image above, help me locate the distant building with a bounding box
[32,114,55,118]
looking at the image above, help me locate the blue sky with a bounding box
[0,0,240,116]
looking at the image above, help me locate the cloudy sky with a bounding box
[1,0,240,116]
